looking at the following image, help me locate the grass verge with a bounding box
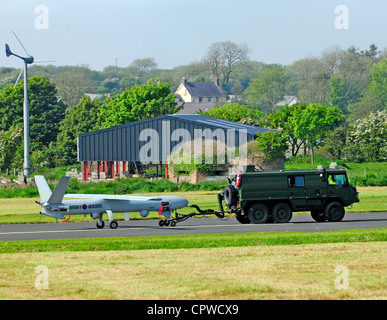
[1,239,386,299]
[1,228,386,253]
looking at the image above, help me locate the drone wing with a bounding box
[63,194,161,201]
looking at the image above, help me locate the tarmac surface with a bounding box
[0,212,386,241]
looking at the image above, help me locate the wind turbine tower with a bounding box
[5,34,35,178]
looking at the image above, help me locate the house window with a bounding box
[208,97,212,102]
[199,97,202,102]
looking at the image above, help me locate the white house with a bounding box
[175,76,227,114]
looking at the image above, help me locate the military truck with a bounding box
[222,167,359,224]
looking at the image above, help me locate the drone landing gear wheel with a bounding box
[159,219,177,227]
[110,221,118,229]
[96,220,105,229]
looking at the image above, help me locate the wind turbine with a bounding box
[5,32,54,179]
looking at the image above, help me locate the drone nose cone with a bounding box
[182,198,189,207]
[175,197,189,209]
[162,196,189,210]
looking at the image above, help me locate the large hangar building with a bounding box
[77,114,271,181]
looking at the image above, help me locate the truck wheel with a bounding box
[224,185,238,207]
[311,210,326,222]
[235,212,251,224]
[248,203,269,224]
[324,202,345,222]
[272,203,292,223]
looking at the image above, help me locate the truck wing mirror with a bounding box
[319,169,327,181]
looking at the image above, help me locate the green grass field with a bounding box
[0,230,386,299]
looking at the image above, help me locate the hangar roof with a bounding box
[167,114,268,135]
[77,114,271,162]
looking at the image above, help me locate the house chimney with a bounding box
[182,77,187,85]
[214,75,219,86]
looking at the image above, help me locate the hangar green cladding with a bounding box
[222,167,359,224]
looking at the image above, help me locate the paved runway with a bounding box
[0,212,386,241]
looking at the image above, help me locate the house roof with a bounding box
[177,102,216,114]
[184,81,226,98]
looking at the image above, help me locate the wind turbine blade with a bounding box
[12,30,30,56]
[34,60,57,63]
[14,68,24,88]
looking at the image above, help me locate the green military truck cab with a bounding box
[222,168,359,224]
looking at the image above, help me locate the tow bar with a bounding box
[158,192,228,227]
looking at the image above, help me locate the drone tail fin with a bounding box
[47,176,70,204]
[35,175,52,203]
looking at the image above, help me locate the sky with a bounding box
[0,0,386,71]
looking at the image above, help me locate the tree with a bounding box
[337,46,379,115]
[0,82,23,132]
[198,103,265,123]
[348,57,387,122]
[245,66,287,113]
[287,45,380,110]
[255,131,288,163]
[291,104,345,164]
[131,58,158,73]
[120,76,140,89]
[96,80,181,129]
[54,69,93,107]
[321,126,348,159]
[55,96,103,164]
[269,104,307,156]
[360,44,381,60]
[288,57,330,104]
[0,125,22,172]
[346,110,387,162]
[328,76,347,114]
[102,77,120,91]
[0,76,66,148]
[129,58,158,84]
[364,58,387,109]
[205,41,249,87]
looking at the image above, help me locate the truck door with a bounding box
[304,174,326,210]
[327,173,351,205]
[288,175,307,210]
